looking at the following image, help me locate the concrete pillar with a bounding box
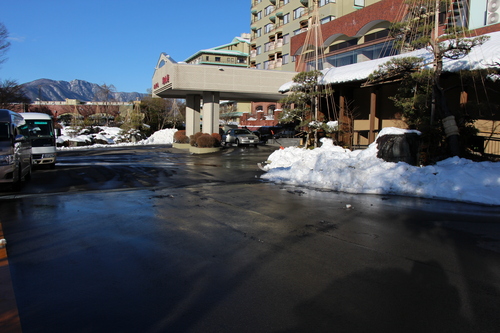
[185,94,201,137]
[202,91,220,134]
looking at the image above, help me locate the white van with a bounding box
[0,109,32,190]
[21,112,57,168]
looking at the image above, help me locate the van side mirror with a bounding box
[14,134,26,143]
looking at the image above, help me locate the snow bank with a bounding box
[137,128,177,145]
[260,128,500,206]
[57,127,177,149]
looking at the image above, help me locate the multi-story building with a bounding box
[183,34,254,126]
[184,34,251,68]
[249,0,383,72]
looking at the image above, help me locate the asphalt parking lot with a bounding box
[1,145,500,332]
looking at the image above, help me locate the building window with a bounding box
[325,41,395,67]
[264,60,270,69]
[328,38,358,53]
[282,53,289,64]
[283,34,290,44]
[283,0,290,4]
[264,42,271,52]
[354,0,364,6]
[321,16,335,24]
[215,57,221,62]
[264,23,274,34]
[293,28,302,35]
[319,0,334,6]
[293,7,304,19]
[206,56,210,61]
[255,11,262,21]
[283,13,290,24]
[256,45,262,55]
[265,6,275,16]
[364,29,389,42]
[256,63,262,69]
[256,28,262,38]
[238,57,246,64]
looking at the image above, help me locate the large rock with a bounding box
[376,133,420,165]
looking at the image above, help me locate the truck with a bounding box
[0,109,32,190]
[21,112,58,168]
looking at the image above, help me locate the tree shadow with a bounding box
[282,260,472,333]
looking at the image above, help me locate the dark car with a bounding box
[274,129,298,138]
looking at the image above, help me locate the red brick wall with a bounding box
[290,0,407,56]
[472,23,500,35]
[291,0,500,57]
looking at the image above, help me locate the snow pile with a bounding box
[138,128,177,145]
[57,127,177,149]
[260,128,500,206]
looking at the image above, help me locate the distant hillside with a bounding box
[22,79,146,102]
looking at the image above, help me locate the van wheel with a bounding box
[12,167,22,191]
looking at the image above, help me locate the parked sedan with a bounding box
[222,128,260,146]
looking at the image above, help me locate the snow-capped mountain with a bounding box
[22,79,146,102]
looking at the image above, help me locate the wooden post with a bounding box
[460,90,468,110]
[369,88,377,143]
[339,90,346,144]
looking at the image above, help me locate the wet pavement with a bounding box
[1,144,500,332]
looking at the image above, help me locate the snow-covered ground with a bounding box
[260,128,500,206]
[56,126,499,206]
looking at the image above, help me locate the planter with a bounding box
[189,147,221,154]
[173,143,191,149]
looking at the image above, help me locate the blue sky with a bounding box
[1,0,250,93]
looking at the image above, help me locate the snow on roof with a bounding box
[279,31,500,92]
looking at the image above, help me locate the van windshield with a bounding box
[26,120,53,137]
[0,122,10,141]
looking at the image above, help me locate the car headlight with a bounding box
[0,155,14,165]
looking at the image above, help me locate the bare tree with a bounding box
[0,22,10,66]
[0,79,30,109]
[95,83,117,126]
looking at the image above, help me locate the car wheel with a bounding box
[235,139,240,146]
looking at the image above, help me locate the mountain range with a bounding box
[22,79,147,102]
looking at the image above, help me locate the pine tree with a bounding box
[370,0,489,157]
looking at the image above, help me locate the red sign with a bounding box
[153,83,159,89]
[162,75,170,84]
